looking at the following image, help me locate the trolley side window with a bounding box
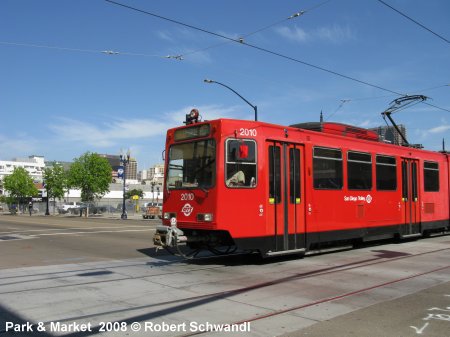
[225,139,257,188]
[376,155,397,191]
[269,145,281,203]
[289,148,301,203]
[424,161,439,192]
[313,147,343,190]
[347,151,372,190]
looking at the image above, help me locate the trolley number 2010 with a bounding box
[239,128,257,137]
[181,193,194,201]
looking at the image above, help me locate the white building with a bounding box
[148,163,165,185]
[0,155,45,195]
[0,156,45,191]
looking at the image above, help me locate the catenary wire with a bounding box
[179,0,334,58]
[423,101,450,114]
[325,83,450,121]
[343,84,450,103]
[376,0,450,44]
[5,3,447,114]
[106,0,450,114]
[104,0,403,96]
[0,41,169,58]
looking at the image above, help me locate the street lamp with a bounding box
[151,181,155,204]
[204,79,258,121]
[120,150,131,220]
[43,180,50,216]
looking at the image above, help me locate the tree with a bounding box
[43,164,68,213]
[3,167,39,213]
[68,152,112,215]
[44,164,68,199]
[125,188,143,200]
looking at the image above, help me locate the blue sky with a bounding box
[1,0,449,170]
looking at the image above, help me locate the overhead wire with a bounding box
[179,0,334,59]
[331,84,449,104]
[0,2,329,63]
[324,99,351,121]
[0,41,170,59]
[326,84,450,120]
[423,102,450,114]
[5,2,447,115]
[416,84,450,92]
[1,41,105,54]
[104,0,402,96]
[376,0,450,45]
[178,13,297,59]
[105,0,450,114]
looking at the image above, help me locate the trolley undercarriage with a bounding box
[153,225,237,258]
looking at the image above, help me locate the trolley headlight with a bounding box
[164,212,176,220]
[197,213,213,222]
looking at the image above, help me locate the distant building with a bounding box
[45,160,72,171]
[138,164,164,185]
[127,158,138,181]
[98,154,138,182]
[138,169,148,182]
[98,154,121,180]
[370,125,407,146]
[0,155,45,182]
[0,155,46,195]
[148,163,165,185]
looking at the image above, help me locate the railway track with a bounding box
[1,237,448,336]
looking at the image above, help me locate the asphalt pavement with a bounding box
[0,214,449,337]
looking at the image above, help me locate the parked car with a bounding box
[143,202,162,219]
[79,203,102,214]
[58,202,82,214]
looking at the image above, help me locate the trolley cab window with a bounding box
[167,139,216,189]
[225,139,257,187]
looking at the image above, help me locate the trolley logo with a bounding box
[181,203,194,216]
[344,194,373,204]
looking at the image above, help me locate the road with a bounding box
[0,214,158,269]
[0,214,449,337]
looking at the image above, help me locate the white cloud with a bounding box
[48,117,170,147]
[428,124,450,134]
[156,30,175,42]
[356,119,373,128]
[415,119,450,142]
[275,24,355,44]
[275,26,309,43]
[47,105,240,149]
[316,25,355,44]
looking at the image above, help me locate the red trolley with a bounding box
[153,111,450,257]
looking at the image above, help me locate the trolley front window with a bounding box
[167,139,216,189]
